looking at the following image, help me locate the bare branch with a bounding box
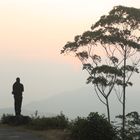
[96,84,107,98]
[114,86,123,104]
[107,76,116,98]
[94,85,107,105]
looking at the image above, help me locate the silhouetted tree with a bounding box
[90,6,140,140]
[61,6,140,139]
[61,30,122,123]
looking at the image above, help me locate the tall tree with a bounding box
[61,13,122,123]
[62,32,124,123]
[61,5,140,139]
[91,6,140,140]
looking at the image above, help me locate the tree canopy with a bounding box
[61,5,140,139]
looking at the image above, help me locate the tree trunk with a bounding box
[106,98,110,123]
[122,84,126,140]
[122,47,127,140]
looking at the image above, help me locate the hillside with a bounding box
[0,86,139,119]
[24,86,114,119]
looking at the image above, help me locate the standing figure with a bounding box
[12,77,24,116]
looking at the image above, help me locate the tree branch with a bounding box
[94,85,107,105]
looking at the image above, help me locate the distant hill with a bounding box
[0,108,14,116]
[24,86,109,119]
[1,86,139,119]
[24,86,140,119]
[0,108,35,117]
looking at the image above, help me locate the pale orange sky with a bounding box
[0,0,140,108]
[0,0,140,62]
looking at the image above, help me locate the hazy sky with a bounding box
[0,0,140,109]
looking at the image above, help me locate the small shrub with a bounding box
[70,112,116,140]
[27,112,69,130]
[1,114,31,126]
[69,117,88,139]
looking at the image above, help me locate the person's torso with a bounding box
[13,82,23,94]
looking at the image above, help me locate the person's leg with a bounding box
[14,96,18,116]
[19,96,22,115]
[17,96,22,115]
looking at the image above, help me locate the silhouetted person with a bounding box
[12,77,24,116]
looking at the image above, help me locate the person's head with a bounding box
[16,77,20,83]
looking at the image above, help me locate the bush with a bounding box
[1,114,31,125]
[70,112,116,140]
[114,111,140,140]
[27,112,69,130]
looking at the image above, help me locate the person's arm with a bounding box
[22,84,24,92]
[12,84,14,94]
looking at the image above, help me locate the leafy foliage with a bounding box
[27,112,69,130]
[61,5,140,127]
[70,112,116,140]
[115,111,140,140]
[92,6,140,30]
